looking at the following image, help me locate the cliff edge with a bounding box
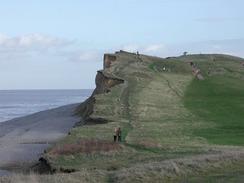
[41,51,244,182]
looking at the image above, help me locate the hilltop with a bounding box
[2,51,244,182]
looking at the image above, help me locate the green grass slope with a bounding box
[184,76,244,145]
[179,54,244,145]
[40,52,244,182]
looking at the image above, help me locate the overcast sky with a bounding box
[0,0,243,89]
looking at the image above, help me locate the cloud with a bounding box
[0,33,106,63]
[1,33,243,65]
[0,33,8,44]
[68,50,102,62]
[0,33,105,64]
[121,43,167,55]
[168,39,244,58]
[120,39,244,58]
[0,33,77,62]
[144,44,165,52]
[0,33,72,50]
[121,44,140,52]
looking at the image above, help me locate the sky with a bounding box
[0,0,243,89]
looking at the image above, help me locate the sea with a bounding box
[0,89,93,123]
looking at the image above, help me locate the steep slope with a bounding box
[41,51,244,182]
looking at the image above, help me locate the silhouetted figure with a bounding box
[113,134,117,142]
[118,127,122,142]
[114,127,119,142]
[113,127,122,142]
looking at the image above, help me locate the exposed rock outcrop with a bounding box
[76,54,124,124]
[95,71,124,94]
[103,54,117,69]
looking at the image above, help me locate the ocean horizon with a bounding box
[0,89,93,123]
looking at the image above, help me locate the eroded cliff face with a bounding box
[95,71,124,94]
[103,54,117,69]
[76,53,124,124]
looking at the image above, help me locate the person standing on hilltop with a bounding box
[118,127,122,142]
[114,127,122,142]
[114,127,119,142]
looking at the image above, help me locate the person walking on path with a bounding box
[118,127,122,142]
[114,127,119,142]
[113,127,122,142]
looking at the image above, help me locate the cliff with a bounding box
[76,51,125,124]
[41,51,244,182]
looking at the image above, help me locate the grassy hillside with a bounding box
[178,54,244,146]
[184,76,244,145]
[3,52,244,182]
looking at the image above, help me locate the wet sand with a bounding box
[0,103,81,174]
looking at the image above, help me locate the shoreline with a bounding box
[0,103,81,175]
